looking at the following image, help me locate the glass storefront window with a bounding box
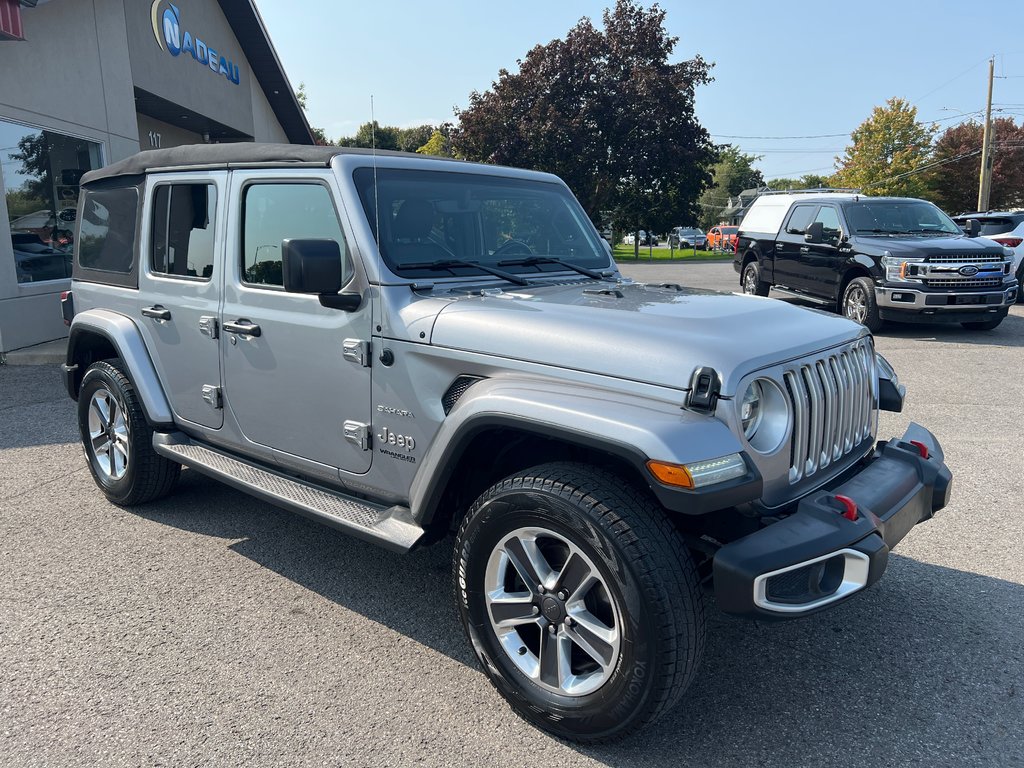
[1,118,102,283]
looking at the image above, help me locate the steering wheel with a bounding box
[492,239,534,257]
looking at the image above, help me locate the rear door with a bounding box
[136,173,225,429]
[220,170,373,474]
[773,203,817,291]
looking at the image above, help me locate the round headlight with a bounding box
[738,378,789,454]
[741,381,763,439]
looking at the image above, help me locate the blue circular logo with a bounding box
[162,8,181,55]
[959,265,980,277]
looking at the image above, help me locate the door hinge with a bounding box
[343,339,371,367]
[201,385,223,410]
[343,420,371,450]
[199,316,219,339]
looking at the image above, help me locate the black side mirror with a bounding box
[282,238,362,311]
[963,219,981,237]
[804,221,824,244]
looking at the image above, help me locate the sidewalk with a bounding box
[2,338,67,366]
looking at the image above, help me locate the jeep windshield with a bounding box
[353,167,609,280]
[845,201,961,236]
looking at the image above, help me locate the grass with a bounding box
[612,244,733,262]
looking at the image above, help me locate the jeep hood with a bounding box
[428,282,865,395]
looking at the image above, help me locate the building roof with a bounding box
[217,0,313,144]
[80,143,453,185]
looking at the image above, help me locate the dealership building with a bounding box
[0,0,313,354]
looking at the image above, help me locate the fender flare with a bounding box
[66,309,174,427]
[409,377,761,525]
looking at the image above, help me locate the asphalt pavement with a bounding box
[1,262,1022,767]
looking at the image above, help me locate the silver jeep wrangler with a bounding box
[61,144,952,742]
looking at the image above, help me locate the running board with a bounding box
[153,433,424,553]
[771,287,835,305]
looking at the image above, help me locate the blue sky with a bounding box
[255,0,1024,181]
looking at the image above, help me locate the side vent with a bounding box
[442,375,485,415]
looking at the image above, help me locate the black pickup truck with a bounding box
[733,192,1019,331]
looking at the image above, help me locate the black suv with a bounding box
[734,193,1018,331]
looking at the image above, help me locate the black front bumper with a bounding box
[713,423,952,619]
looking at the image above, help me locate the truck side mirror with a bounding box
[963,219,980,238]
[804,221,824,244]
[282,239,362,311]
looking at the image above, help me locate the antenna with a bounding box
[370,96,381,252]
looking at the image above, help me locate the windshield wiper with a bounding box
[401,259,529,287]
[497,256,615,281]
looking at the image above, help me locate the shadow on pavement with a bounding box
[134,470,1023,767]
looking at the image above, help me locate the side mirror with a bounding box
[804,221,824,244]
[282,239,361,311]
[963,219,981,237]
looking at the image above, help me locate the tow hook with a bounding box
[834,494,858,521]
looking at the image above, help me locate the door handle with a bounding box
[141,305,171,321]
[223,319,262,337]
[799,246,810,254]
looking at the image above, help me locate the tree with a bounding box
[453,0,716,240]
[925,118,1024,213]
[766,173,830,191]
[294,82,333,145]
[337,121,400,151]
[697,145,764,229]
[417,125,456,157]
[831,98,936,197]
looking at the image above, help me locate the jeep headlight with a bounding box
[739,378,789,453]
[881,252,924,283]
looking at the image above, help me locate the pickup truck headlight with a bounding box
[739,378,789,453]
[881,254,924,283]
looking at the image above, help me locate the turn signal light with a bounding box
[646,460,693,488]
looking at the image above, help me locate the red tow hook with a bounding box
[834,494,858,521]
[909,440,930,460]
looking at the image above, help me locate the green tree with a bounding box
[766,173,830,191]
[337,121,401,151]
[697,146,764,230]
[417,125,456,157]
[294,83,333,146]
[397,125,434,153]
[832,98,936,197]
[925,117,1024,213]
[453,0,715,242]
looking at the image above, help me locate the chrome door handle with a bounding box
[799,246,810,254]
[142,305,171,320]
[223,319,262,337]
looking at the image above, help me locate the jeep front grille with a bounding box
[783,340,875,484]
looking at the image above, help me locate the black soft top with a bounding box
[80,143,454,186]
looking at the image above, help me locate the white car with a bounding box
[954,212,1024,302]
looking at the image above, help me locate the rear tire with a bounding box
[741,260,770,296]
[78,359,180,506]
[842,277,883,332]
[453,462,706,743]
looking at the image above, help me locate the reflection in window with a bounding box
[152,184,217,279]
[242,184,348,288]
[1,118,102,283]
[78,187,139,273]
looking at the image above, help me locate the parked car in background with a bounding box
[625,230,658,246]
[707,225,738,251]
[669,227,707,249]
[11,232,73,283]
[952,211,1024,302]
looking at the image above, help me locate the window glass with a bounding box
[77,187,139,273]
[242,183,348,288]
[845,201,960,235]
[1,118,101,282]
[785,205,817,235]
[813,206,842,241]
[151,184,217,279]
[352,168,606,279]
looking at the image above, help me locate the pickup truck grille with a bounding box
[924,254,1003,264]
[782,339,875,484]
[924,277,1003,288]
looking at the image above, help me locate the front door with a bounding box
[802,205,845,300]
[773,203,818,292]
[220,171,373,474]
[137,174,225,429]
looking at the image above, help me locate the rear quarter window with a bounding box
[77,187,139,274]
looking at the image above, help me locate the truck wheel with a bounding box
[77,359,180,506]
[453,462,706,742]
[741,261,770,296]
[961,314,1005,331]
[842,277,883,332]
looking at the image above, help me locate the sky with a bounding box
[254,0,1024,182]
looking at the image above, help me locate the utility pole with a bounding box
[977,56,995,212]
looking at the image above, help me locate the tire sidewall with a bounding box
[78,363,141,503]
[455,486,660,739]
[742,261,759,294]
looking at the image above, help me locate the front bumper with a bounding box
[713,423,952,619]
[875,282,1017,322]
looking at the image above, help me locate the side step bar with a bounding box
[153,433,424,553]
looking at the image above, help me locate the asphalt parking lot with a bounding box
[2,261,1022,767]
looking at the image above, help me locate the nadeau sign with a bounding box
[151,1,241,86]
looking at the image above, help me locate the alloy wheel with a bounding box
[87,387,130,481]
[844,285,868,323]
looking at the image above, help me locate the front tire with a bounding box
[453,462,706,742]
[842,277,883,332]
[78,359,180,506]
[741,260,770,296]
